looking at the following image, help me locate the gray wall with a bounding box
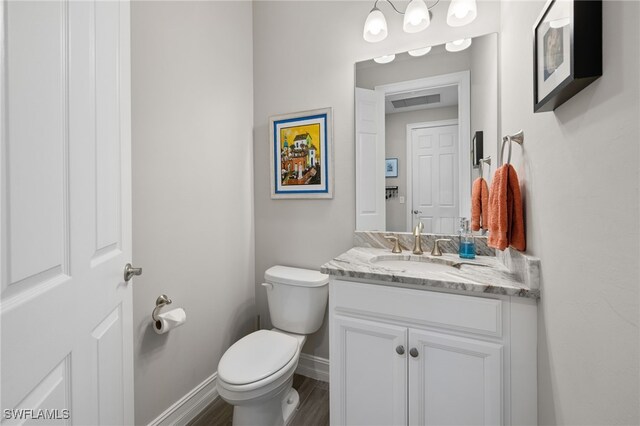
[385,107,459,232]
[500,1,639,424]
[131,2,255,424]
[253,0,501,360]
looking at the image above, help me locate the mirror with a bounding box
[355,33,499,234]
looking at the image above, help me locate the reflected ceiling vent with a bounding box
[391,93,441,109]
[385,85,457,114]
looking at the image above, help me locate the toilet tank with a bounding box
[263,266,329,335]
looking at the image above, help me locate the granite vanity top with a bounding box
[320,247,540,299]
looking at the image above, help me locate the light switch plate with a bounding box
[399,196,405,204]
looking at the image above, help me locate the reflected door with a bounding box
[1,1,134,424]
[411,124,459,234]
[355,87,386,231]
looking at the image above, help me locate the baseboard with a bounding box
[148,372,218,426]
[295,353,330,383]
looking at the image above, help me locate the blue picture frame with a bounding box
[269,108,333,199]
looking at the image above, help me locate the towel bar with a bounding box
[478,156,491,178]
[501,130,524,165]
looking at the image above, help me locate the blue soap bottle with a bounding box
[459,219,476,259]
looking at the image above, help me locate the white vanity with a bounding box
[322,243,539,426]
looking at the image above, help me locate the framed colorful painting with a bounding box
[270,108,333,199]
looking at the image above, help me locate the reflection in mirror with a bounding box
[355,33,498,234]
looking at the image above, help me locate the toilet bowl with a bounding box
[216,266,329,426]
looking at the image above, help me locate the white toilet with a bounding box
[216,265,329,426]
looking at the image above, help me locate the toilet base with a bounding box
[231,378,300,426]
[282,388,300,425]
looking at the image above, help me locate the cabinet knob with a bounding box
[409,347,419,358]
[396,345,405,355]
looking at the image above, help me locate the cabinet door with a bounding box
[331,315,407,426]
[408,329,503,426]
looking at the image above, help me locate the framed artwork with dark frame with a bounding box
[533,0,602,113]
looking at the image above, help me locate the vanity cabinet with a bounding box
[329,278,537,426]
[407,328,502,425]
[332,315,408,425]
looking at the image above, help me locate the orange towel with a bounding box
[487,164,525,251]
[471,177,489,231]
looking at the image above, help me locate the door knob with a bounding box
[124,263,142,282]
[396,345,405,355]
[413,210,423,214]
[409,347,419,358]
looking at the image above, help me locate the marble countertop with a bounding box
[320,247,540,299]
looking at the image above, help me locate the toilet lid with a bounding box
[218,330,298,385]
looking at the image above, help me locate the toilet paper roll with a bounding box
[153,308,186,334]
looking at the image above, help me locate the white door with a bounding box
[355,87,386,231]
[410,125,459,234]
[408,329,502,426]
[330,315,407,426]
[1,1,134,424]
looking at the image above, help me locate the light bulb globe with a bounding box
[373,54,396,64]
[445,38,472,52]
[363,8,388,42]
[403,0,430,33]
[447,0,477,27]
[408,46,432,57]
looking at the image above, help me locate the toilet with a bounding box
[216,265,329,426]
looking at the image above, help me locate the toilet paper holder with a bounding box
[152,294,172,322]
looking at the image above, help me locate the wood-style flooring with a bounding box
[188,375,329,426]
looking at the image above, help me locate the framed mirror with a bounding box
[355,33,499,234]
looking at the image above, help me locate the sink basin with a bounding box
[369,255,459,274]
[368,254,490,278]
[371,259,455,274]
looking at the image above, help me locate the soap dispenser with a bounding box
[459,218,476,259]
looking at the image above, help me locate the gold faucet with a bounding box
[383,235,402,253]
[430,238,452,256]
[412,222,424,255]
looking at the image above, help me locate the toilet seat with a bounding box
[218,330,298,386]
[217,353,299,404]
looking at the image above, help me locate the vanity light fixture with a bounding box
[446,0,477,27]
[445,38,472,52]
[363,0,436,43]
[373,54,396,64]
[408,46,432,57]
